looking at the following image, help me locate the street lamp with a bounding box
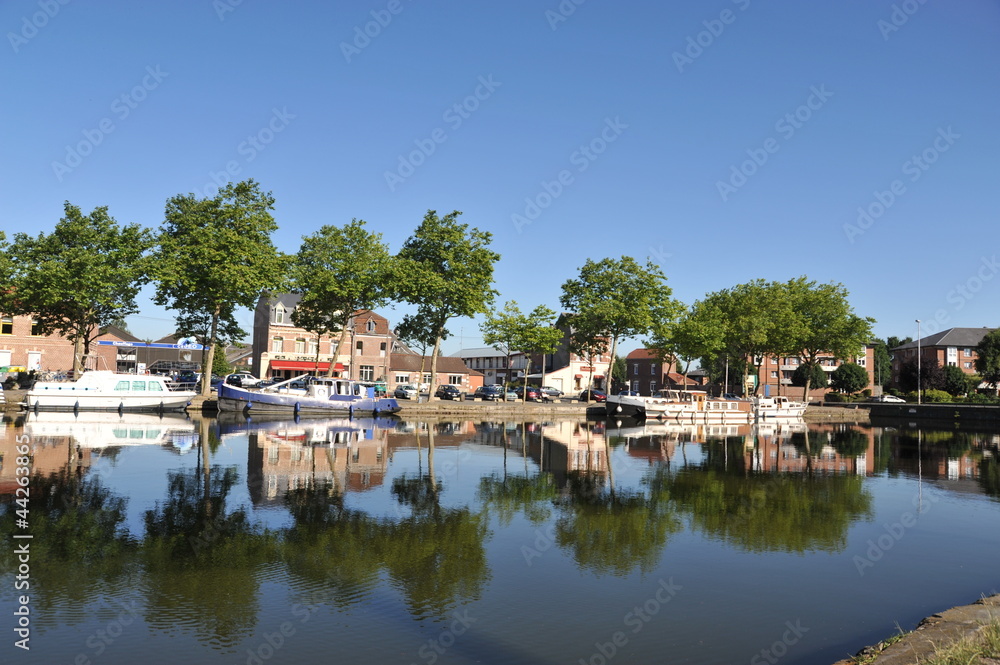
[916,319,921,405]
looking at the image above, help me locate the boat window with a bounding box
[148,381,163,391]
[132,381,146,391]
[115,381,130,391]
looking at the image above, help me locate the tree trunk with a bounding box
[606,335,618,393]
[427,326,443,401]
[522,358,532,403]
[73,333,85,376]
[327,317,351,377]
[201,305,221,397]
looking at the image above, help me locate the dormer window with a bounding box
[366,319,376,332]
[273,306,285,324]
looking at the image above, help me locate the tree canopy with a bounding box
[560,256,681,388]
[290,219,394,376]
[974,329,1000,393]
[7,203,152,374]
[481,301,563,397]
[830,362,869,394]
[152,180,287,395]
[396,210,499,399]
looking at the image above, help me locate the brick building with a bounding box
[0,314,139,376]
[252,293,399,383]
[890,327,995,388]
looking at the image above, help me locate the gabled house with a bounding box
[890,327,996,388]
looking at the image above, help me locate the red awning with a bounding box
[269,360,345,371]
[574,374,583,379]
[594,375,604,379]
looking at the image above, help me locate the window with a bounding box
[379,342,387,357]
[964,362,973,369]
[295,338,306,354]
[0,317,11,335]
[422,373,432,384]
[395,374,409,384]
[649,381,657,393]
[633,364,639,376]
[273,306,285,324]
[632,380,639,392]
[115,381,130,391]
[31,319,42,336]
[355,341,363,353]
[359,365,374,381]
[272,337,283,353]
[963,348,973,357]
[488,358,493,368]
[308,338,319,355]
[449,375,462,385]
[132,381,146,391]
[366,320,376,332]
[148,381,163,391]
[650,363,658,375]
[770,371,778,378]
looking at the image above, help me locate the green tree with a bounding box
[612,355,627,390]
[481,301,563,400]
[396,210,499,400]
[560,256,681,390]
[565,317,608,396]
[394,308,442,393]
[898,357,945,393]
[942,364,974,396]
[830,363,868,394]
[152,180,288,396]
[872,340,892,388]
[974,329,1000,394]
[646,304,724,386]
[791,363,828,393]
[9,203,152,375]
[290,220,395,377]
[696,280,797,395]
[212,344,233,377]
[784,277,874,401]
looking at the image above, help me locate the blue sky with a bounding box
[3,0,998,356]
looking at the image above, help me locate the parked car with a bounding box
[474,385,504,401]
[869,394,906,403]
[505,388,519,401]
[540,386,563,398]
[578,389,607,402]
[618,389,640,396]
[520,386,546,402]
[225,372,261,388]
[435,384,463,400]
[394,384,419,400]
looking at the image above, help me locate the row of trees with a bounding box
[21,176,979,401]
[0,181,500,398]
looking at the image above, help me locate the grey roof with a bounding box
[450,346,510,358]
[892,327,996,351]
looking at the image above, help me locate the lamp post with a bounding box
[916,319,921,405]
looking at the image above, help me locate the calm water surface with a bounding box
[1,412,999,665]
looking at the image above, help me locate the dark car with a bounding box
[474,385,504,401]
[435,384,463,400]
[618,389,640,396]
[515,386,545,402]
[578,389,607,402]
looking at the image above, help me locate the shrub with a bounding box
[904,391,920,402]
[862,388,872,398]
[824,392,847,403]
[922,389,952,403]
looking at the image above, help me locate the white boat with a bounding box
[753,395,807,419]
[605,389,753,422]
[23,371,196,412]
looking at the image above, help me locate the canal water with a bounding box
[1,412,998,665]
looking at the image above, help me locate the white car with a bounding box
[225,372,261,388]
[870,394,905,403]
[394,384,419,400]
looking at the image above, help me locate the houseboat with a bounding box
[216,374,400,416]
[753,395,807,419]
[23,371,196,412]
[606,389,754,422]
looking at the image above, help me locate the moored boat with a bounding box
[753,395,807,419]
[23,371,196,412]
[217,374,400,416]
[606,389,753,422]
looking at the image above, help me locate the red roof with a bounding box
[666,372,697,385]
[626,348,661,360]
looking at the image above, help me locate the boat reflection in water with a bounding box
[20,410,198,452]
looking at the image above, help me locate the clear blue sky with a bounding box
[3,0,998,355]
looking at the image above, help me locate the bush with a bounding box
[922,389,952,403]
[824,392,847,403]
[862,388,872,398]
[966,392,1000,405]
[904,391,920,402]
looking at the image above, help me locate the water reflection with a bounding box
[3,412,1000,664]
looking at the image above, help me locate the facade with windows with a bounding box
[623,349,702,395]
[890,327,995,389]
[753,346,877,399]
[449,347,526,386]
[0,315,139,376]
[252,293,397,383]
[388,354,484,394]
